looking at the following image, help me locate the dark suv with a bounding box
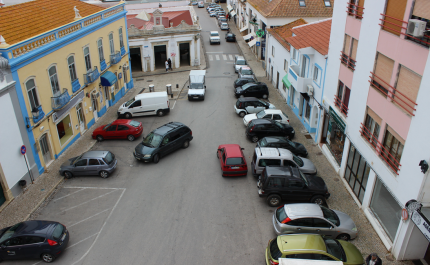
[134,122,193,163]
[246,119,295,142]
[235,82,269,99]
[234,77,257,88]
[258,166,330,207]
[256,136,308,157]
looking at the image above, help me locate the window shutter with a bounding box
[343,34,351,54]
[350,38,358,60]
[374,52,394,86]
[358,0,365,8]
[366,107,382,125]
[383,0,408,36]
[386,125,405,145]
[413,0,430,20]
[394,65,421,113]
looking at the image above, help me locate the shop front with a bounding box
[324,106,346,165]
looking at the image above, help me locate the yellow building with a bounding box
[0,0,134,174]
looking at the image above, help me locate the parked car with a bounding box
[134,122,193,163]
[220,22,229,30]
[59,151,117,179]
[256,136,308,157]
[209,11,217,17]
[216,11,226,18]
[265,234,364,265]
[207,7,215,13]
[0,220,69,263]
[92,119,143,142]
[191,1,198,5]
[225,33,236,42]
[257,166,329,206]
[243,109,289,126]
[246,119,295,142]
[198,1,204,7]
[235,82,269,99]
[251,147,316,175]
[233,77,256,88]
[234,55,247,72]
[234,97,275,118]
[237,66,255,79]
[218,17,227,25]
[216,144,248,177]
[273,203,358,240]
[118,91,170,118]
[209,31,220,44]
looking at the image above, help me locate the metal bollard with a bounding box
[149,84,155,92]
[166,84,173,98]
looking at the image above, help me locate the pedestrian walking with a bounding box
[165,60,169,72]
[365,253,382,265]
[229,14,231,21]
[168,58,172,70]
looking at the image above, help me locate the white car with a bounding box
[209,31,220,44]
[243,109,290,126]
[220,22,229,30]
[209,12,217,17]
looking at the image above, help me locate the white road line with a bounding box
[64,186,120,190]
[171,100,177,110]
[229,54,233,60]
[208,55,213,61]
[215,55,220,60]
[222,54,227,60]
[53,188,86,202]
[68,208,111,228]
[62,189,118,212]
[66,233,99,249]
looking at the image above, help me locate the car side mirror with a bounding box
[330,226,333,230]
[241,148,245,150]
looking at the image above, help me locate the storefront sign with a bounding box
[412,210,430,242]
[329,106,346,133]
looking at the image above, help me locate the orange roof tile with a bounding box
[247,0,333,18]
[267,19,307,51]
[0,0,105,45]
[127,10,193,29]
[285,19,332,55]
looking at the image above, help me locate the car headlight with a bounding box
[352,227,357,232]
[291,130,295,133]
[144,155,151,158]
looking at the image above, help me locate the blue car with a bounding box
[0,220,69,263]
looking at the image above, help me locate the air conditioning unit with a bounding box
[307,85,314,97]
[406,19,426,37]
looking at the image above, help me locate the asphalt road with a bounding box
[4,7,276,265]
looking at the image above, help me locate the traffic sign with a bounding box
[256,41,260,47]
[20,145,26,155]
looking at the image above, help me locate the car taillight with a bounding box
[249,126,255,132]
[167,101,170,108]
[287,119,290,122]
[190,131,192,136]
[269,260,279,265]
[48,239,58,246]
[281,217,291,224]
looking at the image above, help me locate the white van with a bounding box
[188,70,206,101]
[118,91,170,118]
[198,1,204,7]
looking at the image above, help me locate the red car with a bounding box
[216,144,248,177]
[92,119,143,141]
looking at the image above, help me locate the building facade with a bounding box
[0,0,133,176]
[324,0,430,261]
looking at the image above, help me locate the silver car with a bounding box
[273,203,358,240]
[59,151,117,179]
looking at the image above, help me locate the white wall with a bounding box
[266,33,290,99]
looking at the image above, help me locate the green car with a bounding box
[265,234,364,265]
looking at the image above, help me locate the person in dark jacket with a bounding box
[168,58,172,70]
[366,253,382,265]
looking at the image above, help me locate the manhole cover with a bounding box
[147,80,153,82]
[223,72,230,75]
[304,134,313,139]
[334,178,339,182]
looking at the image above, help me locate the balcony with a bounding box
[84,66,100,86]
[369,71,417,116]
[110,51,121,65]
[71,79,81,94]
[120,46,126,57]
[288,65,312,94]
[346,1,364,19]
[51,89,71,110]
[340,51,356,71]
[33,105,45,123]
[360,123,401,174]
[334,95,349,117]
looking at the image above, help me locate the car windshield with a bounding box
[72,155,83,164]
[320,206,340,226]
[242,83,254,90]
[236,59,246,65]
[0,223,23,243]
[256,111,266,119]
[323,238,346,261]
[292,155,304,167]
[142,132,163,148]
[269,238,282,260]
[210,32,219,36]
[259,138,268,147]
[190,83,204,89]
[103,123,112,130]
[298,170,309,186]
[226,157,245,165]
[241,69,253,75]
[276,206,288,222]
[103,152,115,164]
[129,121,140,128]
[125,97,135,107]
[52,224,65,240]
[258,100,268,106]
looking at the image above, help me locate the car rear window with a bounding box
[323,238,345,261]
[258,138,268,147]
[0,223,22,242]
[226,157,245,165]
[241,69,253,75]
[292,155,304,167]
[269,238,282,260]
[51,224,65,240]
[103,152,115,164]
[236,59,246,65]
[276,207,288,222]
[129,121,140,127]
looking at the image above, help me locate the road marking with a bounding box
[53,188,86,202]
[171,100,177,109]
[229,54,233,60]
[68,208,111,228]
[66,232,99,249]
[208,55,213,61]
[222,54,227,60]
[215,55,220,60]
[62,189,118,212]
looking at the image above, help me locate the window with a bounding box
[272,46,275,56]
[288,218,312,226]
[258,159,281,167]
[291,48,297,60]
[67,56,77,82]
[341,34,357,70]
[119,28,124,48]
[304,100,311,120]
[75,159,87,167]
[98,39,104,62]
[26,79,40,111]
[348,0,365,18]
[117,125,129,131]
[284,59,288,72]
[20,236,45,244]
[334,80,350,116]
[84,46,92,72]
[48,66,60,97]
[382,0,408,36]
[299,0,306,6]
[109,33,115,55]
[364,112,380,147]
[323,0,331,6]
[393,65,421,115]
[56,115,73,145]
[88,159,100,166]
[344,144,370,203]
[382,127,404,172]
[313,218,331,228]
[114,72,119,90]
[313,66,321,84]
[130,100,141,108]
[267,177,284,188]
[287,180,304,189]
[106,125,117,132]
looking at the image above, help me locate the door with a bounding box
[117,125,130,139]
[218,148,226,170]
[76,103,86,134]
[128,100,143,116]
[104,86,110,108]
[245,102,258,114]
[92,97,98,121]
[276,72,279,89]
[273,114,283,123]
[73,159,88,176]
[159,134,173,157]
[0,237,27,260]
[87,159,101,175]
[39,134,52,165]
[16,236,45,259]
[284,218,314,234]
[312,218,337,237]
[254,101,266,113]
[301,56,308,77]
[105,125,118,139]
[270,66,273,82]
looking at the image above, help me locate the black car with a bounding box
[235,82,269,99]
[257,136,308,157]
[233,77,256,88]
[225,33,236,42]
[0,221,69,263]
[134,122,193,163]
[246,119,295,142]
[258,166,330,207]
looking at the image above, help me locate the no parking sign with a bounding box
[21,145,26,155]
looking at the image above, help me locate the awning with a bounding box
[240,25,248,32]
[227,4,233,11]
[282,74,291,89]
[248,39,257,47]
[230,10,237,16]
[100,71,117,86]
[244,32,256,41]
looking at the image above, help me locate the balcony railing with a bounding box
[33,105,45,123]
[340,51,356,71]
[369,71,417,116]
[334,95,349,117]
[379,14,430,47]
[346,2,364,19]
[51,89,71,110]
[110,51,121,65]
[360,123,401,174]
[84,66,100,86]
[288,65,312,94]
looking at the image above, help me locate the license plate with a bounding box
[231,167,239,169]
[136,157,141,160]
[194,97,199,99]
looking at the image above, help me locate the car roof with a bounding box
[284,203,324,219]
[256,147,293,158]
[261,109,282,115]
[219,144,243,157]
[278,234,327,253]
[11,220,58,237]
[82,150,110,158]
[263,136,289,143]
[238,97,259,102]
[112,119,131,125]
[250,118,272,124]
[154,122,185,135]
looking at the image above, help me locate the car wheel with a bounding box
[182,140,190,149]
[127,135,135,141]
[124,112,132,119]
[41,253,55,263]
[153,154,160,164]
[96,135,104,142]
[239,112,246,118]
[311,195,325,205]
[251,136,259,143]
[99,170,109,179]
[336,234,351,241]
[64,171,73,179]
[262,94,268,99]
[157,110,164,117]
[267,194,281,207]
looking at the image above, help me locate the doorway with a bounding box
[76,103,86,134]
[290,86,295,107]
[321,111,329,143]
[40,133,52,166]
[154,45,167,70]
[104,86,110,108]
[92,94,98,121]
[301,55,309,77]
[130,47,142,72]
[179,43,190,67]
[276,72,279,89]
[270,66,273,84]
